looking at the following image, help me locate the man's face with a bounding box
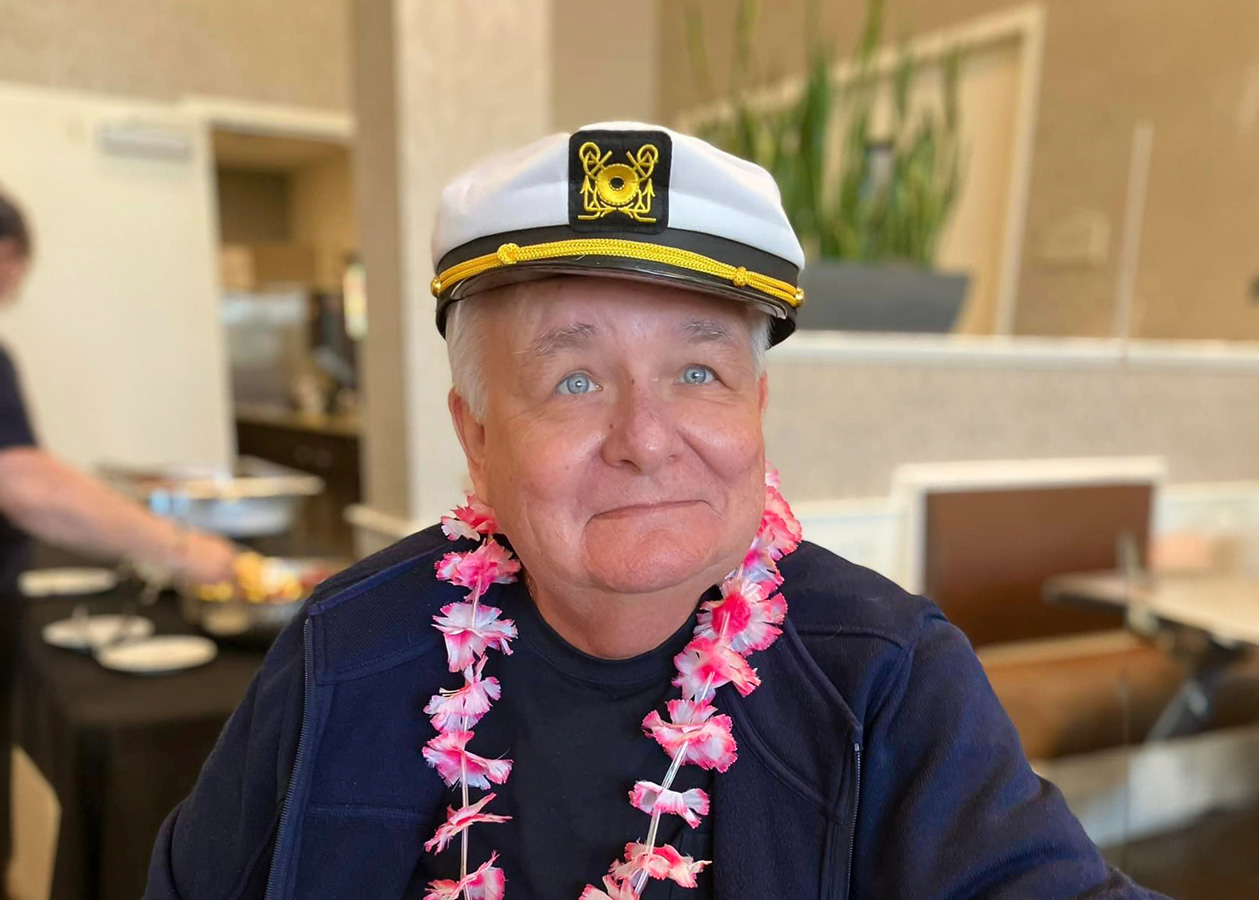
[0,239,28,303]
[451,276,769,601]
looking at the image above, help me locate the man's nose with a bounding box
[601,381,679,474]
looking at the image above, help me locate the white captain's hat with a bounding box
[430,121,806,345]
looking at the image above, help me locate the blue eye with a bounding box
[679,364,715,386]
[556,372,598,395]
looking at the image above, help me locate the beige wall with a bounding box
[0,84,233,470]
[662,1,1259,341]
[0,0,351,110]
[765,352,1259,501]
[214,144,356,292]
[1013,0,1259,341]
[351,0,411,521]
[291,150,357,292]
[216,170,291,244]
[551,0,659,131]
[352,0,554,526]
[394,0,554,523]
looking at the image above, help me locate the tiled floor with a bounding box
[1103,805,1259,899]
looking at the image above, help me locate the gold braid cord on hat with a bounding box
[431,238,805,308]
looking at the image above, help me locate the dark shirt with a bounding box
[415,579,714,899]
[0,345,36,593]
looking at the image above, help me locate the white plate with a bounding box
[42,614,154,652]
[96,635,218,674]
[20,568,118,598]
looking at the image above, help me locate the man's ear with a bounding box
[448,389,490,498]
[757,371,769,419]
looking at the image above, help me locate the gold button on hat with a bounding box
[430,121,807,345]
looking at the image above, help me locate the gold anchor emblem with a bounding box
[577,140,659,223]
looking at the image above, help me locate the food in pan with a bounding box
[193,554,338,604]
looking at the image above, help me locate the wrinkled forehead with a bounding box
[471,276,756,348]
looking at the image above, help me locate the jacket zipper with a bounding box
[264,618,314,900]
[845,742,862,900]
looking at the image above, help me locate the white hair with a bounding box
[446,293,773,423]
[445,298,492,421]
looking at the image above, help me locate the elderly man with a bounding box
[145,125,1160,900]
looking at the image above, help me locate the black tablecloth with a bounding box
[14,582,267,900]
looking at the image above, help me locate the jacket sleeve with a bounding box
[143,616,306,900]
[853,610,1167,900]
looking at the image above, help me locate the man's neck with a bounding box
[525,574,714,659]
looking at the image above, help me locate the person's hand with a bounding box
[176,531,240,585]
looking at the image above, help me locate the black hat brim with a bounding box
[433,226,800,346]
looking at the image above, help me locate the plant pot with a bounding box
[795,260,970,333]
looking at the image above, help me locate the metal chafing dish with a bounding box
[178,556,348,647]
[100,456,324,538]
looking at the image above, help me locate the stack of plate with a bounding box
[41,612,218,675]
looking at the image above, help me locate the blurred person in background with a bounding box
[0,188,240,869]
[0,190,239,590]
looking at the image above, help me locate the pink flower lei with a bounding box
[423,472,803,899]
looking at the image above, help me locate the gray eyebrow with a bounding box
[524,322,597,358]
[523,317,737,359]
[680,318,737,344]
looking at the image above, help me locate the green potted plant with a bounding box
[686,0,968,332]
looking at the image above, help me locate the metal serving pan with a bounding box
[100,456,325,538]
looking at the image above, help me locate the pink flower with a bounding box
[642,700,738,772]
[734,483,800,584]
[629,780,710,828]
[695,578,787,656]
[764,467,781,489]
[432,601,517,672]
[759,485,802,560]
[424,792,511,853]
[424,658,501,731]
[423,853,506,900]
[422,730,513,789]
[609,842,711,888]
[435,552,463,581]
[737,534,786,587]
[578,876,638,900]
[434,540,521,602]
[440,495,500,541]
[673,636,761,702]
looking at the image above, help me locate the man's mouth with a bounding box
[594,499,703,518]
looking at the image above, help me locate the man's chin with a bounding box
[581,537,729,597]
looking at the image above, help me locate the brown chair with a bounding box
[895,459,1174,759]
[920,480,1153,647]
[980,638,1185,758]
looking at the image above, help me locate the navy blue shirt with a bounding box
[0,345,36,593]
[415,580,713,899]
